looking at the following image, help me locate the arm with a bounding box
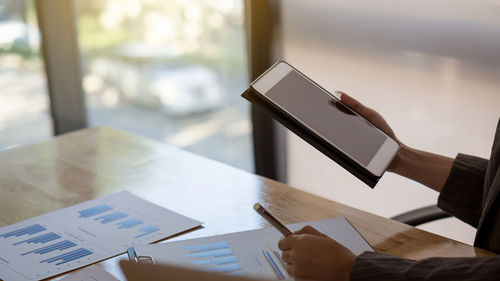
[340,93,488,226]
[279,226,500,281]
[437,153,488,227]
[390,145,454,192]
[351,252,500,281]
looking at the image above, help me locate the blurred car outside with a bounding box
[84,42,224,117]
[151,65,223,116]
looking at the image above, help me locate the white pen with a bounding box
[253,203,293,236]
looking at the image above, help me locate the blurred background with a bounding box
[0,0,252,171]
[1,0,500,245]
[279,0,500,245]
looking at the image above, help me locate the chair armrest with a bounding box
[391,205,451,226]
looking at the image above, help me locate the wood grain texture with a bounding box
[0,127,493,280]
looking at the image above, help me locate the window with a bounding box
[76,0,252,171]
[0,0,51,149]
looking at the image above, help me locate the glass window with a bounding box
[76,0,252,171]
[0,0,51,150]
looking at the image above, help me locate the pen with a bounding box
[253,203,293,236]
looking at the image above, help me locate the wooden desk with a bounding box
[0,127,494,280]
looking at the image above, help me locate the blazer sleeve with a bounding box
[350,252,500,281]
[437,153,489,228]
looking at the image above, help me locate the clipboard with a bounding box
[126,217,373,279]
[127,247,155,265]
[242,61,398,188]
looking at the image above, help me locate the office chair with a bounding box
[391,205,451,226]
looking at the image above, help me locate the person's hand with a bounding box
[278,225,356,281]
[338,91,405,172]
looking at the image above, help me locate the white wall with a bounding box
[281,0,500,244]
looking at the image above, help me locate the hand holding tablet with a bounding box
[242,61,400,187]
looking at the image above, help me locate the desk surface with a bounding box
[0,127,494,279]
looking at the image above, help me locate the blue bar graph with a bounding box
[185,248,233,258]
[95,211,128,224]
[183,241,230,252]
[21,240,77,256]
[116,218,144,229]
[78,204,113,218]
[205,263,242,273]
[40,248,93,266]
[0,224,47,238]
[181,241,242,274]
[13,232,61,246]
[191,256,237,265]
[134,225,160,238]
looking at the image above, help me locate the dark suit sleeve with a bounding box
[350,252,500,281]
[437,153,489,228]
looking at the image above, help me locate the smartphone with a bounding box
[250,61,399,177]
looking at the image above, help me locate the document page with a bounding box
[132,217,373,280]
[0,191,201,281]
[59,265,119,281]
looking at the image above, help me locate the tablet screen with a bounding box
[266,70,387,166]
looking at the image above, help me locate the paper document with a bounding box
[131,217,373,280]
[0,191,201,281]
[59,265,119,281]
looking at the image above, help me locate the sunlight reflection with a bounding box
[165,108,240,148]
[166,119,223,148]
[224,120,252,138]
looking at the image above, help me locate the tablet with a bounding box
[243,61,399,187]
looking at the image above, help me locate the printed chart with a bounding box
[179,241,287,278]
[0,192,201,281]
[131,217,374,280]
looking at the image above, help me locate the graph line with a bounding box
[261,249,286,280]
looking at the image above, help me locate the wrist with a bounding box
[388,143,412,175]
[338,254,357,281]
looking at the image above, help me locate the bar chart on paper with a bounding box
[0,192,201,281]
[180,241,288,279]
[137,237,289,279]
[182,241,245,274]
[130,217,374,280]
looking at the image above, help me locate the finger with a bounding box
[281,250,293,264]
[339,92,363,111]
[294,225,328,237]
[285,264,307,279]
[332,99,355,116]
[278,235,296,251]
[339,92,376,119]
[285,263,295,276]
